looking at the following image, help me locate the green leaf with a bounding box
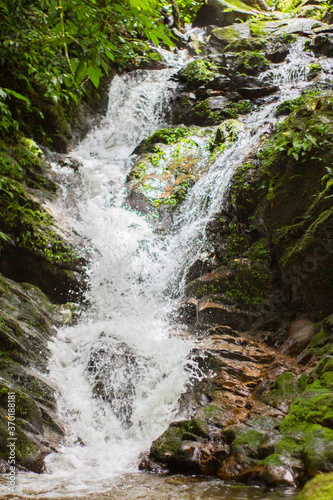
[3,88,31,107]
[75,59,87,83]
[87,65,103,88]
[54,20,64,35]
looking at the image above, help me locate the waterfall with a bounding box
[9,38,325,499]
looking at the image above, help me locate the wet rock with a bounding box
[0,275,64,472]
[193,4,221,28]
[87,338,144,427]
[185,251,217,283]
[197,300,254,330]
[127,123,246,218]
[145,417,230,475]
[266,47,289,63]
[209,23,252,50]
[177,59,217,89]
[0,144,87,304]
[205,75,231,92]
[233,74,279,98]
[206,0,260,28]
[250,18,326,37]
[237,463,297,487]
[307,33,333,57]
[298,472,333,499]
[185,266,231,298]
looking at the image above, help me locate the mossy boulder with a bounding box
[298,472,333,500]
[263,372,308,413]
[127,123,245,221]
[149,418,211,473]
[178,60,218,89]
[207,0,266,28]
[226,90,333,314]
[210,23,253,49]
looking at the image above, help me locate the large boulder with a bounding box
[194,0,267,29]
[126,123,246,223]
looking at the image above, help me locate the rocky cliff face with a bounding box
[128,13,333,492]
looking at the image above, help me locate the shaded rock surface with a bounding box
[0,140,87,303]
[0,274,69,472]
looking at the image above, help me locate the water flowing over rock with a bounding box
[87,337,146,428]
[3,10,333,500]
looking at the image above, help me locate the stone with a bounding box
[232,74,279,98]
[206,0,261,28]
[209,23,252,49]
[308,33,333,57]
[87,338,144,427]
[297,472,333,500]
[193,4,222,28]
[197,300,254,330]
[0,275,64,472]
[237,463,297,487]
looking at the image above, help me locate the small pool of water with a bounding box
[1,473,300,500]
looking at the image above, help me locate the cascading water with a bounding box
[6,37,331,499]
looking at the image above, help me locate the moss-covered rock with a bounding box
[127,122,245,221]
[298,472,333,500]
[0,274,66,472]
[263,372,308,412]
[178,60,218,88]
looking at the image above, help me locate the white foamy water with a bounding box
[4,40,333,499]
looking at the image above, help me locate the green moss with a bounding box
[230,426,266,458]
[191,100,220,125]
[151,418,208,463]
[226,100,252,118]
[0,153,23,181]
[305,330,333,359]
[280,372,333,430]
[134,127,192,155]
[259,453,284,467]
[0,174,75,265]
[275,95,305,117]
[275,0,303,12]
[222,37,267,53]
[308,64,322,80]
[298,472,333,500]
[231,162,254,196]
[224,222,249,257]
[264,372,308,410]
[226,259,272,305]
[246,238,270,262]
[235,51,270,76]
[179,60,217,88]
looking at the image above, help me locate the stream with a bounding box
[2,35,329,499]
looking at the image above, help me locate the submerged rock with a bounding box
[87,338,145,427]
